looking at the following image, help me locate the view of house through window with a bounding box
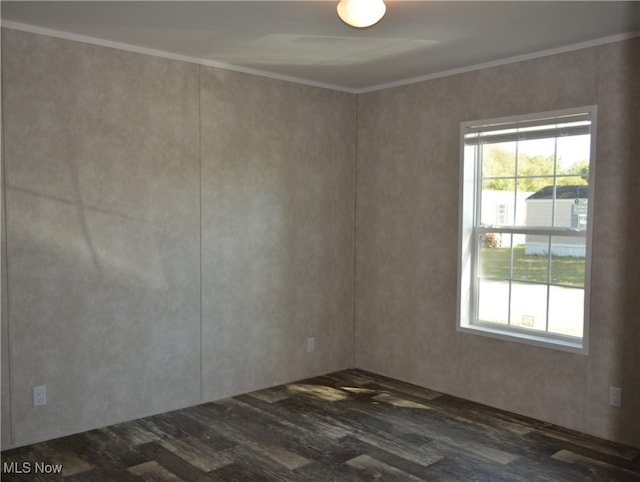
[458,107,596,351]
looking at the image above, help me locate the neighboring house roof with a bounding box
[526,185,588,200]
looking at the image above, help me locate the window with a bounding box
[496,204,508,225]
[457,107,596,353]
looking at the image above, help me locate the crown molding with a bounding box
[3,20,639,95]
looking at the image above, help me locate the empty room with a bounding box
[1,1,639,480]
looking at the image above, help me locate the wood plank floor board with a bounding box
[422,457,532,482]
[2,369,639,481]
[127,460,185,482]
[411,394,537,439]
[526,426,640,462]
[293,460,373,482]
[503,457,592,482]
[232,393,340,443]
[345,454,424,481]
[218,396,357,458]
[106,420,163,447]
[63,468,133,482]
[510,453,625,482]
[136,442,211,482]
[337,435,443,480]
[158,436,234,473]
[340,393,535,466]
[154,410,238,452]
[274,393,396,439]
[206,444,305,482]
[45,430,147,479]
[208,462,274,482]
[183,399,324,463]
[523,430,640,474]
[550,449,640,480]
[222,399,360,467]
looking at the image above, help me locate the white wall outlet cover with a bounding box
[307,337,316,352]
[609,386,622,408]
[33,385,47,407]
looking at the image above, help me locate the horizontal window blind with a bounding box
[464,112,591,145]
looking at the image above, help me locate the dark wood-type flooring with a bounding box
[2,369,639,481]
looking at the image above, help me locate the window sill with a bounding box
[457,324,588,355]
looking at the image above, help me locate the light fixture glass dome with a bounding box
[337,0,386,28]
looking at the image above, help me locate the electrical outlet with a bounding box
[33,385,47,407]
[307,337,316,353]
[609,386,622,408]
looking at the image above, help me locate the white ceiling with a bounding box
[2,1,639,92]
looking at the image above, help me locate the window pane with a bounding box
[481,142,516,179]
[509,282,548,331]
[523,180,556,226]
[480,180,515,226]
[478,279,509,325]
[552,180,589,229]
[548,285,584,338]
[512,243,548,283]
[517,138,556,179]
[521,176,556,200]
[571,200,589,230]
[556,134,590,181]
[550,236,586,287]
[556,175,589,188]
[478,233,511,278]
[524,233,548,256]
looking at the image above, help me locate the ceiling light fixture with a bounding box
[337,0,386,28]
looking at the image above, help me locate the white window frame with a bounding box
[457,106,597,354]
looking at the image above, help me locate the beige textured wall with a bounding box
[199,68,355,400]
[2,29,203,447]
[0,28,355,448]
[355,38,640,447]
[585,39,640,446]
[1,96,10,448]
